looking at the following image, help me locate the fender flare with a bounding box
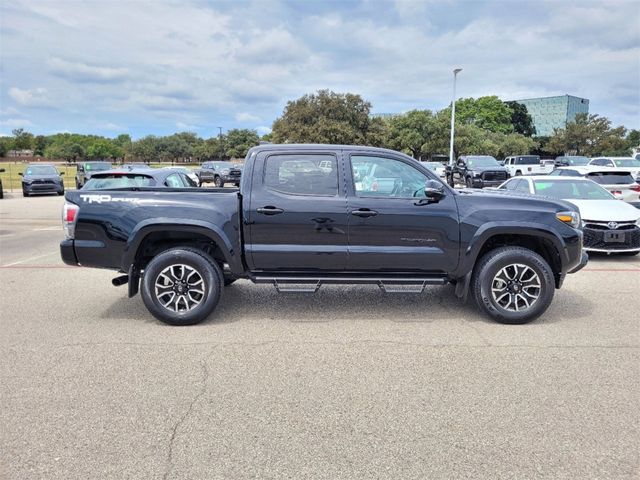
[456,222,568,278]
[121,218,240,272]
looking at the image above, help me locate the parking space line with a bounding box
[0,265,77,269]
[1,252,59,267]
[583,268,640,272]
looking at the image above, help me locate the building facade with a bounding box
[514,95,589,137]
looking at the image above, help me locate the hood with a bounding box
[467,165,508,173]
[565,199,640,222]
[459,188,578,212]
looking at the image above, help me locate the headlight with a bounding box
[220,169,230,175]
[556,211,581,229]
[472,171,481,177]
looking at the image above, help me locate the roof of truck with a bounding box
[248,143,411,156]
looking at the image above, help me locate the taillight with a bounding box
[371,181,379,192]
[62,201,79,239]
[630,184,640,193]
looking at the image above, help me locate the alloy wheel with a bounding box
[490,263,541,312]
[154,264,206,312]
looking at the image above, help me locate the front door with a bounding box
[246,151,349,271]
[345,152,460,273]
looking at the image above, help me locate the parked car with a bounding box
[0,168,4,199]
[20,164,65,197]
[589,157,640,181]
[503,155,554,176]
[75,161,112,189]
[165,166,200,185]
[82,168,198,190]
[446,155,510,188]
[498,176,640,255]
[551,167,640,207]
[121,162,150,170]
[420,161,447,178]
[555,156,591,167]
[196,161,242,187]
[60,143,587,326]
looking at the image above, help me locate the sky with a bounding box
[0,0,639,139]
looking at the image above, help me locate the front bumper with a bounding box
[23,182,64,194]
[569,251,589,274]
[221,175,241,184]
[470,178,505,188]
[583,225,640,253]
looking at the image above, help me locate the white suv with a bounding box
[503,155,554,176]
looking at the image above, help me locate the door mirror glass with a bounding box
[424,179,445,202]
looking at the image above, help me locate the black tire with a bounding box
[465,177,473,188]
[471,246,555,324]
[446,174,455,188]
[76,182,82,189]
[515,170,522,176]
[22,189,29,197]
[58,189,65,196]
[214,176,223,188]
[141,247,223,326]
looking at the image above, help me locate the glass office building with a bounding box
[514,95,589,137]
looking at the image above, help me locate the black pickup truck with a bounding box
[60,144,587,326]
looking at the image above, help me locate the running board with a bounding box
[252,275,448,294]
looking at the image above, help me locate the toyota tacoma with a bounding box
[60,144,587,326]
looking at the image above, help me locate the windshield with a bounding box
[424,162,443,170]
[587,172,635,185]
[84,162,112,171]
[533,180,614,200]
[84,174,155,189]
[562,156,590,166]
[613,159,640,168]
[465,156,500,168]
[25,166,58,176]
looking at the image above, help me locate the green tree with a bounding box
[33,135,49,156]
[546,113,627,156]
[193,137,221,161]
[12,128,35,150]
[388,110,437,159]
[505,101,536,136]
[454,96,515,134]
[271,90,375,144]
[625,129,640,153]
[225,129,259,158]
[0,136,14,157]
[127,136,159,163]
[86,139,123,159]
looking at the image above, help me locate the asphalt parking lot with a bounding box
[1,193,639,479]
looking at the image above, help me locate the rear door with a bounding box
[345,151,459,273]
[245,150,349,271]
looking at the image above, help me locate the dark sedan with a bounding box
[20,164,65,197]
[82,167,198,190]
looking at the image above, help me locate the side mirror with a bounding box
[457,161,465,167]
[59,172,65,175]
[0,168,5,173]
[18,172,23,176]
[422,179,445,203]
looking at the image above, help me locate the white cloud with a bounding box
[176,121,199,131]
[0,118,35,128]
[256,126,272,136]
[235,112,261,122]
[8,87,50,107]
[48,57,129,83]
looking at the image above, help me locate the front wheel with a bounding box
[141,248,223,326]
[471,246,555,324]
[446,174,455,188]
[214,176,223,188]
[465,177,473,188]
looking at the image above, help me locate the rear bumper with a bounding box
[60,239,78,265]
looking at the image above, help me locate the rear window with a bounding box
[586,172,635,185]
[83,174,155,189]
[515,156,540,165]
[533,180,614,200]
[264,154,338,196]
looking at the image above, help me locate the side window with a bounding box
[351,155,428,198]
[503,179,520,190]
[264,154,338,196]
[165,174,185,188]
[515,180,531,193]
[181,174,197,187]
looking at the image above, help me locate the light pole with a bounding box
[449,68,462,167]
[217,126,223,160]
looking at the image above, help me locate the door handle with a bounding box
[256,206,284,215]
[351,209,378,218]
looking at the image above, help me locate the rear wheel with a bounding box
[141,248,223,326]
[471,246,554,324]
